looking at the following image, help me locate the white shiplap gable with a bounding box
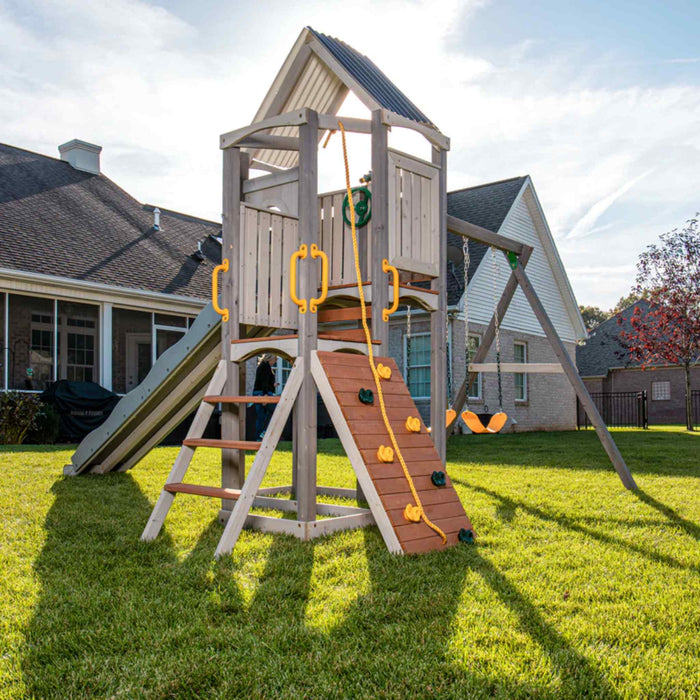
[462,180,584,344]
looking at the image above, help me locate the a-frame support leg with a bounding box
[447,246,533,437]
[512,264,637,490]
[215,358,305,558]
[141,361,227,542]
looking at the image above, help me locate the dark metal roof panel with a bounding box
[307,27,434,127]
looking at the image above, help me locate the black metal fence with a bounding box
[692,390,700,428]
[577,391,648,429]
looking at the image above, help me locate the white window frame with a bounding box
[651,380,671,401]
[514,341,528,402]
[467,333,482,400]
[275,357,292,393]
[404,331,431,399]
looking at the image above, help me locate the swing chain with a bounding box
[491,246,503,411]
[463,237,471,408]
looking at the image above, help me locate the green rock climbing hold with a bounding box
[431,470,446,487]
[458,528,474,544]
[358,388,374,405]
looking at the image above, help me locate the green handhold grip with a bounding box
[458,528,474,544]
[358,388,374,405]
[431,470,446,487]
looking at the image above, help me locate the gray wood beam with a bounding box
[295,110,319,522]
[221,149,248,499]
[512,264,637,490]
[370,109,389,349]
[237,135,300,151]
[431,145,448,462]
[447,215,525,255]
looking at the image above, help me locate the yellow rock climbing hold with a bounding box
[403,503,422,522]
[405,416,421,433]
[376,445,394,463]
[376,363,392,380]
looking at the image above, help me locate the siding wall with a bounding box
[465,186,579,344]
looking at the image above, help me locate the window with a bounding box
[406,333,431,398]
[275,357,292,392]
[30,313,54,387]
[467,334,482,400]
[514,341,527,402]
[66,330,95,381]
[651,381,671,401]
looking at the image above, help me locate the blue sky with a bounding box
[1,0,698,308]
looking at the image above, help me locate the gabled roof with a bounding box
[444,177,527,305]
[250,27,438,169]
[0,143,220,299]
[577,300,651,376]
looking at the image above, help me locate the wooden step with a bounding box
[230,332,380,345]
[164,482,242,499]
[318,305,372,323]
[182,438,262,450]
[203,395,281,404]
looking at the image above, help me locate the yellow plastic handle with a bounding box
[309,244,329,314]
[382,258,400,322]
[290,244,308,314]
[212,258,230,323]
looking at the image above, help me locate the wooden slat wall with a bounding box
[239,204,300,329]
[318,188,372,287]
[388,149,440,278]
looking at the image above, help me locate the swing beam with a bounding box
[445,221,637,491]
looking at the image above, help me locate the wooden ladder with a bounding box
[141,358,305,555]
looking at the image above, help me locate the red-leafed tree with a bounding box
[619,215,700,430]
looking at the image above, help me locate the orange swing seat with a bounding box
[461,410,508,434]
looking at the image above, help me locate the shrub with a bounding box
[0,392,42,445]
[25,403,61,445]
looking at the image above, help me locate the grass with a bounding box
[0,428,698,699]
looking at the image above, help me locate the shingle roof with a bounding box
[307,27,434,127]
[0,143,220,299]
[445,176,527,306]
[576,300,652,376]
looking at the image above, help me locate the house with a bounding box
[1,139,585,432]
[577,300,700,424]
[0,140,218,395]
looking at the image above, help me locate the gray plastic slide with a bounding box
[65,303,221,476]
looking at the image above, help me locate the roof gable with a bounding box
[0,143,220,299]
[250,27,438,169]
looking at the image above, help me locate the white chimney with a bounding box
[153,207,161,230]
[58,139,102,175]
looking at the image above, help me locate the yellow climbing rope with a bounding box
[338,122,447,545]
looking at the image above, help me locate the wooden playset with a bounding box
[73,28,638,557]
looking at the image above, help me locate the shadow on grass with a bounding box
[456,479,699,574]
[636,490,700,541]
[447,429,699,479]
[23,473,620,698]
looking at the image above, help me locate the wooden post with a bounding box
[430,146,447,462]
[221,149,248,511]
[295,110,319,522]
[370,110,389,348]
[512,264,637,490]
[447,246,533,437]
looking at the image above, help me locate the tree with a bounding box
[611,291,642,315]
[579,304,608,332]
[619,215,700,430]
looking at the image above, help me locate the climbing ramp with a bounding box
[65,304,222,476]
[311,351,473,554]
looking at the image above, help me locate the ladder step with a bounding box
[183,438,262,450]
[318,306,372,323]
[203,395,281,404]
[164,482,242,499]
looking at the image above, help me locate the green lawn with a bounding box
[1,429,698,699]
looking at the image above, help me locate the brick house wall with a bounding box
[583,366,700,425]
